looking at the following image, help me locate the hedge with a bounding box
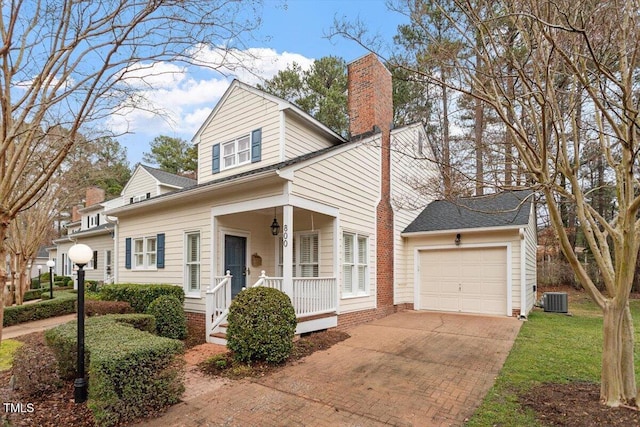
[100,284,185,313]
[23,289,43,302]
[45,314,182,427]
[85,300,134,317]
[3,292,77,327]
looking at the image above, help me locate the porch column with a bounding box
[282,204,294,296]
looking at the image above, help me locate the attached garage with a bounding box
[403,191,537,317]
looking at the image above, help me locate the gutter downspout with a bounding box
[104,215,118,283]
[519,228,527,320]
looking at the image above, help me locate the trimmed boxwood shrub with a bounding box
[23,288,42,302]
[146,295,187,340]
[3,292,76,327]
[45,314,182,427]
[100,283,184,313]
[227,287,297,364]
[86,300,134,317]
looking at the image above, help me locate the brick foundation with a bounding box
[186,311,205,328]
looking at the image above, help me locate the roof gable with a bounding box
[404,190,533,233]
[191,79,345,145]
[140,165,196,188]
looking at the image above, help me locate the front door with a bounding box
[224,235,247,297]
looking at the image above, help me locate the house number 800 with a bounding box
[282,225,288,247]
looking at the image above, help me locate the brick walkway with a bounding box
[135,311,521,427]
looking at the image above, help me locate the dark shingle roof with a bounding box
[404,190,533,233]
[141,165,197,188]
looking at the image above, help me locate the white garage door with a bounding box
[418,247,507,315]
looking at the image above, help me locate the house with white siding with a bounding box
[105,53,537,343]
[51,167,195,284]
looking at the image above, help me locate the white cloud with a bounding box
[108,47,314,149]
[190,44,314,86]
[119,62,187,89]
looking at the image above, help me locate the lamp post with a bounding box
[68,243,93,404]
[37,265,42,288]
[46,260,55,299]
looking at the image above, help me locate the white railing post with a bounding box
[205,284,213,340]
[224,270,231,308]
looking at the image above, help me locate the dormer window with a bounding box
[130,193,151,204]
[222,135,251,170]
[212,128,262,174]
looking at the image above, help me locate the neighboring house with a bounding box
[51,167,196,284]
[53,187,116,283]
[401,190,537,317]
[106,54,438,342]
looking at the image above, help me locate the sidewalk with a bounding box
[3,314,76,339]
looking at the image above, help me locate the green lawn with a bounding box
[466,296,640,426]
[0,339,23,371]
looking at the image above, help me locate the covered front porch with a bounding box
[205,199,340,344]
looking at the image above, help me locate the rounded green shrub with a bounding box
[146,295,187,340]
[227,287,297,364]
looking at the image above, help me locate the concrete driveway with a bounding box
[138,311,521,427]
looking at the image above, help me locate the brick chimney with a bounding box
[85,186,105,207]
[347,53,395,316]
[71,205,82,222]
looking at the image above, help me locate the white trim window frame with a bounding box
[133,236,157,269]
[185,231,201,296]
[276,231,319,277]
[132,194,148,203]
[221,134,251,171]
[342,232,369,297]
[298,232,319,277]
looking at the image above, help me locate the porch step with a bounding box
[210,331,227,346]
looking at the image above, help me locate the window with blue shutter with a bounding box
[251,128,262,163]
[212,144,220,174]
[157,233,165,268]
[125,238,132,269]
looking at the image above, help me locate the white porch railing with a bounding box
[253,270,336,317]
[205,270,337,343]
[205,271,232,341]
[292,277,337,317]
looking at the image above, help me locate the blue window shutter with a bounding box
[157,233,165,268]
[125,238,132,269]
[212,144,220,173]
[251,128,262,163]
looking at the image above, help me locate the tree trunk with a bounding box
[474,97,484,196]
[0,215,9,343]
[601,301,637,406]
[442,80,452,197]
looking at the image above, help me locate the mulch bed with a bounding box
[199,329,351,379]
[521,382,640,426]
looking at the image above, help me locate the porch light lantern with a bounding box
[455,233,461,246]
[270,208,280,236]
[68,243,93,404]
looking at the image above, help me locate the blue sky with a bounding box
[117,0,407,166]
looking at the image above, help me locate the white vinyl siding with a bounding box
[291,141,379,313]
[343,232,368,297]
[390,124,439,305]
[134,237,156,269]
[122,166,158,202]
[197,85,281,184]
[284,112,336,159]
[185,232,201,295]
